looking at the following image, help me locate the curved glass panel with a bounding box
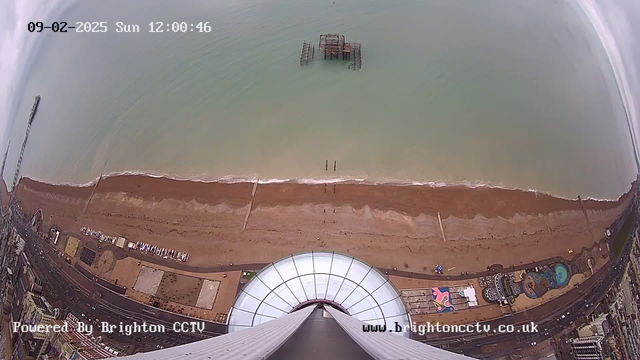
[228,251,411,337]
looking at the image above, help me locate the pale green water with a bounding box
[4,0,638,199]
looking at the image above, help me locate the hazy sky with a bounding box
[0,0,74,152]
[1,0,639,161]
[577,0,640,164]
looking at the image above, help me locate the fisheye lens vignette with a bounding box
[1,0,640,359]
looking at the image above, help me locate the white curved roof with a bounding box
[228,251,411,337]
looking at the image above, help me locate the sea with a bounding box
[3,0,638,200]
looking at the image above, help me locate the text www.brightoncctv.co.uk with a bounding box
[362,322,539,336]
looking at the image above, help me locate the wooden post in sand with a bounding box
[334,160,337,171]
[438,212,447,242]
[326,160,328,171]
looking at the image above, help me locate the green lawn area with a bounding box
[612,208,636,258]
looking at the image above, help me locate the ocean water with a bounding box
[3,0,638,199]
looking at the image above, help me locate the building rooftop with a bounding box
[30,293,53,316]
[66,331,114,359]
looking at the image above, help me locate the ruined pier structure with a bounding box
[300,34,362,70]
[300,40,315,65]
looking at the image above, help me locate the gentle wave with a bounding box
[21,169,620,202]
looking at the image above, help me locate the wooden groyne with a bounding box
[242,180,259,231]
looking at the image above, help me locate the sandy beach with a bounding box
[13,175,635,273]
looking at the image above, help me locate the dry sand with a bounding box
[13,176,635,273]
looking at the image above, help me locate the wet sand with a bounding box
[13,175,635,273]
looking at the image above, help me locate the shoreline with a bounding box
[14,174,635,217]
[17,169,635,202]
[12,174,636,273]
